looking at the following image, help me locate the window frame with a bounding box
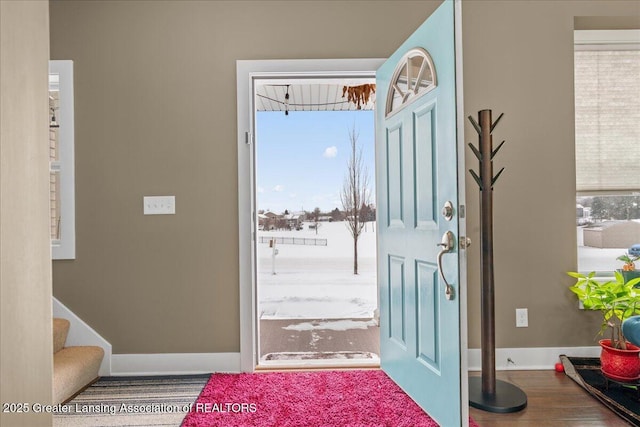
[49,60,75,260]
[574,30,640,274]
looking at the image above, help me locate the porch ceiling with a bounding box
[255,80,376,112]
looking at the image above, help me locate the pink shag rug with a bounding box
[181,369,479,427]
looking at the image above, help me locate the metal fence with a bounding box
[258,236,327,246]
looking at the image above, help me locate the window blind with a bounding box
[574,49,640,193]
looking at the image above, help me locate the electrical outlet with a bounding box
[516,308,528,327]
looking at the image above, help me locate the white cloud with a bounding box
[289,193,297,199]
[257,186,265,194]
[273,185,284,192]
[323,146,338,158]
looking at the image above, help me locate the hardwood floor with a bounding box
[469,370,630,426]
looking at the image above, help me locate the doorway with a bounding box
[236,59,385,371]
[255,92,378,367]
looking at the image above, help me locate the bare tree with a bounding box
[313,207,321,235]
[341,126,371,275]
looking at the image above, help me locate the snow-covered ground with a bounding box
[282,319,378,332]
[257,221,377,320]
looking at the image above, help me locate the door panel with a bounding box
[388,255,406,347]
[413,102,437,230]
[376,1,464,425]
[416,260,439,366]
[386,125,404,227]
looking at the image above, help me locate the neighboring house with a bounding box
[260,211,279,230]
[257,213,269,230]
[576,204,592,225]
[259,211,305,230]
[283,212,304,230]
[258,211,305,231]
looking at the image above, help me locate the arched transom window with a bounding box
[386,48,437,117]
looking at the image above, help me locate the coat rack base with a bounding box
[468,376,527,413]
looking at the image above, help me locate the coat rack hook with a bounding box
[468,143,482,161]
[468,116,482,135]
[490,112,504,133]
[491,140,505,159]
[491,167,505,187]
[469,169,482,189]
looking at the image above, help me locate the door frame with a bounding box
[454,1,469,422]
[237,58,385,372]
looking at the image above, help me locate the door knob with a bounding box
[436,231,455,300]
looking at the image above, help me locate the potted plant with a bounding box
[568,270,640,380]
[617,252,640,284]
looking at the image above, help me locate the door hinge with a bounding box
[245,131,253,145]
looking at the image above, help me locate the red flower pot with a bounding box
[599,339,640,381]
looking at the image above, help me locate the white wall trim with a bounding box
[52,296,112,376]
[111,353,241,376]
[574,29,640,45]
[110,348,597,376]
[467,346,600,371]
[574,29,640,51]
[454,2,468,425]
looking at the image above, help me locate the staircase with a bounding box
[53,318,104,404]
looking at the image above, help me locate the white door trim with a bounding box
[454,0,469,423]
[237,58,385,372]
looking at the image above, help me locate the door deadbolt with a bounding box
[442,201,454,221]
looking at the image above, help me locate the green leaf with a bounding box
[628,277,640,287]
[567,271,586,279]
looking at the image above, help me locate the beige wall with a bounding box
[49,1,639,354]
[0,1,53,426]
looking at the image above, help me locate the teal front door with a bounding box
[376,1,466,425]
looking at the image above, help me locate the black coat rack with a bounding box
[467,109,527,413]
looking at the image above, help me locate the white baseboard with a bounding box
[111,352,241,376]
[52,296,112,376]
[101,347,600,376]
[467,346,600,371]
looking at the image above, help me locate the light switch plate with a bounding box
[143,196,175,215]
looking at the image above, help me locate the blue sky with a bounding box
[256,110,375,214]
